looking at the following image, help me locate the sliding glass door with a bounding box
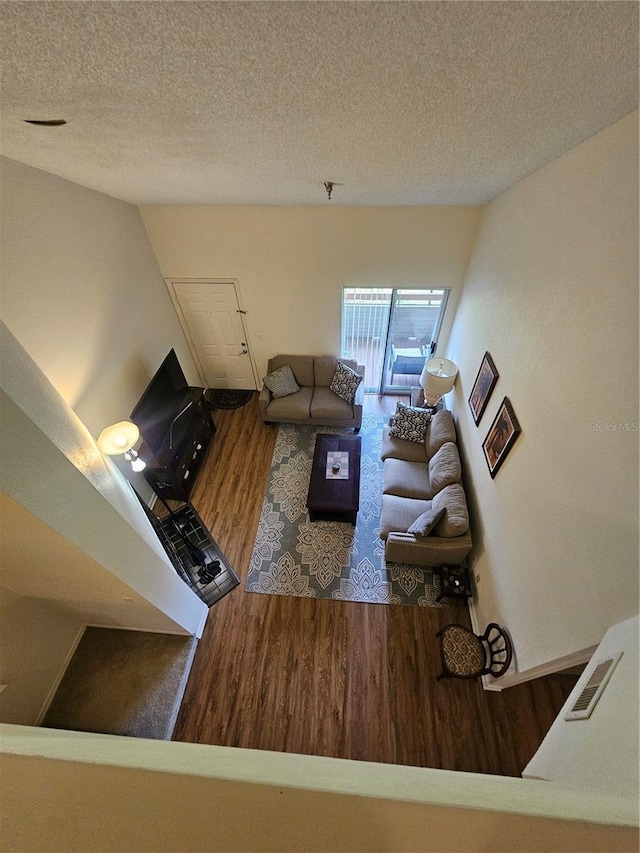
[341,287,450,393]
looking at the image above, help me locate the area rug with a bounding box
[42,627,197,740]
[204,389,254,410]
[245,415,442,606]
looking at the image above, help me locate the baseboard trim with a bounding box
[35,624,87,726]
[83,623,196,637]
[482,645,598,692]
[468,595,481,635]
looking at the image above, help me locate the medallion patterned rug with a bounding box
[245,415,441,606]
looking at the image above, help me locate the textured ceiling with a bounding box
[0,1,637,205]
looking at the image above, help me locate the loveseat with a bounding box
[259,355,365,430]
[380,408,472,567]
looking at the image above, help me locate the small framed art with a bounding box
[482,397,521,478]
[468,351,499,426]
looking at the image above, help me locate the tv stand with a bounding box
[141,389,215,502]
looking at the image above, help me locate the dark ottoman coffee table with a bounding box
[307,433,361,525]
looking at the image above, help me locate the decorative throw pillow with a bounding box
[407,507,446,537]
[389,402,432,443]
[263,364,300,398]
[329,361,363,404]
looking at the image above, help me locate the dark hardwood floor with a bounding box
[173,392,575,776]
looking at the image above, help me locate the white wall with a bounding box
[139,206,482,378]
[0,156,202,430]
[1,725,637,852]
[0,590,82,725]
[524,615,639,797]
[0,156,203,501]
[446,111,639,675]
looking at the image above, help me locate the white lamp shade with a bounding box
[97,420,140,456]
[419,358,458,406]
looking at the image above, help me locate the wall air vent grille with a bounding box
[564,651,623,721]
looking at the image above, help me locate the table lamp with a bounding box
[419,358,458,409]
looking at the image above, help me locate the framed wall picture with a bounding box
[482,397,521,478]
[468,351,499,426]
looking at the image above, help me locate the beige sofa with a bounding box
[258,354,365,431]
[380,409,472,566]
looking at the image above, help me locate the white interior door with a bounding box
[168,280,257,390]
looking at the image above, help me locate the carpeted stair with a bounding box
[42,627,197,740]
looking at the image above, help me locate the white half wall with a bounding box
[524,615,639,798]
[139,205,482,378]
[446,111,639,674]
[0,323,208,639]
[1,725,637,851]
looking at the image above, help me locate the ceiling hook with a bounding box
[324,181,334,200]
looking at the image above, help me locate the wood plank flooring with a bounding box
[173,393,576,776]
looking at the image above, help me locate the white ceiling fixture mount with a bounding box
[324,181,341,201]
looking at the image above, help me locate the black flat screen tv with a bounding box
[130,349,194,455]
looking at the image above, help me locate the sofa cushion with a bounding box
[269,355,315,387]
[428,442,461,495]
[310,386,354,420]
[314,356,359,387]
[381,429,429,463]
[389,402,432,443]
[425,409,456,458]
[263,364,300,398]
[329,361,363,403]
[431,484,469,537]
[407,507,447,537]
[383,458,430,499]
[380,494,433,541]
[265,386,313,421]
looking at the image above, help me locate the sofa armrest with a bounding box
[351,364,365,428]
[385,531,472,567]
[258,384,272,421]
[353,374,365,407]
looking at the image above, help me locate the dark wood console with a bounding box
[140,391,215,502]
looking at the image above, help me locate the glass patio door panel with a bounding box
[392,289,448,353]
[341,288,392,393]
[342,287,450,394]
[386,289,450,392]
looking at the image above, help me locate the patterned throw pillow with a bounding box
[263,364,300,398]
[389,402,432,443]
[329,361,363,404]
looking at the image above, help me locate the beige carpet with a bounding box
[43,627,197,740]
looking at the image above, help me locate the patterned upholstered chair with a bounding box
[436,623,513,681]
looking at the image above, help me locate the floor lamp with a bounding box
[97,420,219,584]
